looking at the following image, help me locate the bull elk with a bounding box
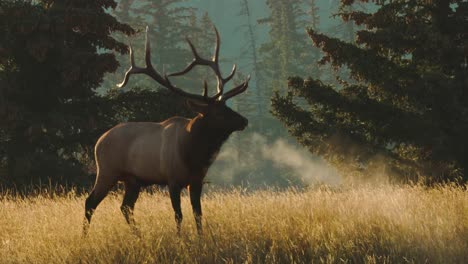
[83,27,250,235]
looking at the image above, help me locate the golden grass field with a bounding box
[0,184,467,264]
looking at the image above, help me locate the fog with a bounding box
[206,133,341,188]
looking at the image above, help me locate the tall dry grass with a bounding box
[0,184,467,263]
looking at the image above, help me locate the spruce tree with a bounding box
[0,0,134,187]
[305,0,322,77]
[238,0,265,129]
[272,0,468,182]
[259,0,311,92]
[258,0,323,139]
[114,0,134,22]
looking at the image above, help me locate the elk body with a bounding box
[83,27,250,235]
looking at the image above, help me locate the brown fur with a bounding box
[83,109,247,236]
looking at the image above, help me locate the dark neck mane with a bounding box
[183,114,232,178]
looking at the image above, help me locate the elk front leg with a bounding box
[169,185,183,234]
[121,181,141,236]
[189,182,203,235]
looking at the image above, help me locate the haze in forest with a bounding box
[99,0,363,188]
[2,0,465,189]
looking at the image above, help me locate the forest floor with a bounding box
[0,184,467,263]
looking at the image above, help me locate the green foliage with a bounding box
[272,0,468,182]
[237,0,266,130]
[0,0,133,187]
[259,0,311,91]
[257,0,323,139]
[0,0,192,189]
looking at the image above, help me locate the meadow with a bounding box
[0,184,467,264]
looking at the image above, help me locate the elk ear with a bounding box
[185,99,210,114]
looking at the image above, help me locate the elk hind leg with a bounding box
[83,175,117,236]
[121,181,141,235]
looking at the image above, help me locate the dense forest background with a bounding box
[1,0,466,191]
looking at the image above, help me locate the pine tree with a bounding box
[0,0,134,187]
[259,0,310,93]
[238,0,265,129]
[321,0,359,86]
[305,0,322,77]
[114,0,135,22]
[258,0,323,139]
[272,0,468,182]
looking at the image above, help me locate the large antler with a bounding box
[118,26,250,102]
[117,27,210,102]
[168,26,250,102]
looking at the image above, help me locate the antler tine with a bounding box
[130,44,136,67]
[224,64,237,83]
[117,27,165,88]
[221,75,251,101]
[167,40,202,77]
[213,63,237,100]
[203,80,208,99]
[187,38,202,60]
[117,44,144,88]
[144,26,153,68]
[213,26,220,63]
[211,26,224,98]
[167,26,230,101]
[168,38,212,78]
